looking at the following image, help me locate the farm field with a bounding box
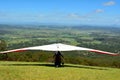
[0,61,120,80]
[0,25,120,53]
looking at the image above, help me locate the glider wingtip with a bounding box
[115,53,120,56]
[90,50,120,56]
[0,49,27,54]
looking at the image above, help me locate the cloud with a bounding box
[114,19,120,24]
[66,9,104,20]
[83,9,104,18]
[95,9,104,13]
[103,1,116,6]
[0,11,8,17]
[67,13,81,19]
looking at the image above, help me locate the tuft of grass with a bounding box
[0,61,120,80]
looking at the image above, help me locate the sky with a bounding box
[0,0,120,26]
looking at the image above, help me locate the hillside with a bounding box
[0,61,120,80]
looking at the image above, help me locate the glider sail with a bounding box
[0,43,119,56]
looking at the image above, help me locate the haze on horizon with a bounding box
[0,0,120,26]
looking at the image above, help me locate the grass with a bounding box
[0,61,120,80]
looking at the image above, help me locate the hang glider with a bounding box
[0,43,119,56]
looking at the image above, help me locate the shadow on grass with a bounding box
[2,63,108,70]
[65,64,108,70]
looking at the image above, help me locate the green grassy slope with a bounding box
[0,61,120,80]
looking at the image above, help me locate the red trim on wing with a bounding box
[0,48,28,54]
[90,50,119,56]
[14,49,27,52]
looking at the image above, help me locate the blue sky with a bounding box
[0,0,120,26]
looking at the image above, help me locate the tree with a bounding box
[0,40,7,60]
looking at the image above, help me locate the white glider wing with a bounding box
[0,43,119,56]
[25,43,92,51]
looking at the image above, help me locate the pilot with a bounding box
[53,51,64,67]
